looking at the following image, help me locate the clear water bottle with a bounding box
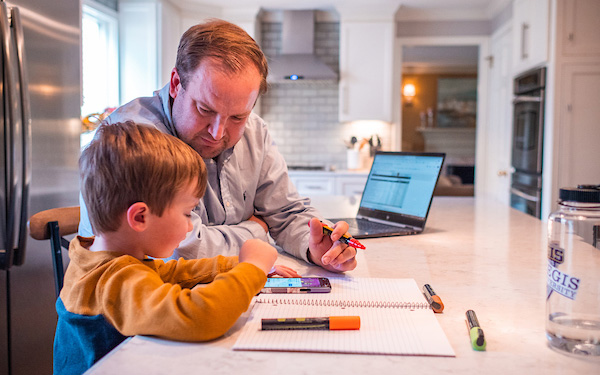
[546,185,600,356]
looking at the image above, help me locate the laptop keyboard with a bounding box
[344,218,403,233]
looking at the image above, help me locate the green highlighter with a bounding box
[466,310,487,351]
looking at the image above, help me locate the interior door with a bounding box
[484,25,512,204]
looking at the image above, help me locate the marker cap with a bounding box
[469,327,486,351]
[329,316,361,330]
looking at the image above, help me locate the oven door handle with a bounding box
[513,96,542,103]
[510,187,539,202]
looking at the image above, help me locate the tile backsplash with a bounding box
[260,21,348,170]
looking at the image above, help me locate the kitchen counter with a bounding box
[86,197,599,374]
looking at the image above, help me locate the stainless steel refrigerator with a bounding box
[0,0,81,374]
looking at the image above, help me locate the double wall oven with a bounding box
[510,67,546,218]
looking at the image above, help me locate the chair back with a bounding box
[28,206,80,297]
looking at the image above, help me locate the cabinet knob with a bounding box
[497,170,508,177]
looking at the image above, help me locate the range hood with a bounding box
[267,10,338,82]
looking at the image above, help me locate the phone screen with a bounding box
[261,277,331,294]
[264,278,322,288]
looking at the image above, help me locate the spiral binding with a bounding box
[256,297,429,309]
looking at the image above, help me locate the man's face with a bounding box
[169,59,261,159]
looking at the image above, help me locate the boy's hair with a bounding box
[80,121,207,235]
[175,18,269,95]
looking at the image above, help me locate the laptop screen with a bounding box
[359,152,445,220]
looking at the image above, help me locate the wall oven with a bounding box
[510,67,546,218]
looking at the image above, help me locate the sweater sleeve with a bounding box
[98,260,266,342]
[150,255,239,288]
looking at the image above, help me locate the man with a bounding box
[79,19,356,273]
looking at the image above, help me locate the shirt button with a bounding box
[226,201,230,207]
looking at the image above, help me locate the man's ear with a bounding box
[126,202,150,232]
[169,67,182,98]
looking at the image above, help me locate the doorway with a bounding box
[396,36,489,196]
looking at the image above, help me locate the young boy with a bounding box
[54,121,282,375]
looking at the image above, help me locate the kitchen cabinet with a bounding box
[560,0,600,57]
[555,64,600,190]
[540,0,600,218]
[289,171,368,198]
[481,23,513,204]
[512,0,550,74]
[339,21,394,122]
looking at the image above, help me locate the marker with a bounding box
[261,316,361,331]
[466,310,486,351]
[423,284,444,313]
[312,222,366,250]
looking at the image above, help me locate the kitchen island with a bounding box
[85,197,599,374]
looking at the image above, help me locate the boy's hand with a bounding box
[308,217,357,273]
[268,265,301,278]
[239,239,277,275]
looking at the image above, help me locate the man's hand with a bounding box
[307,217,357,273]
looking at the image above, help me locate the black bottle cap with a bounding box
[559,185,600,203]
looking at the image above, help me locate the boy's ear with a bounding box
[126,202,150,232]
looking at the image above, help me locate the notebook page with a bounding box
[256,277,429,307]
[234,278,455,356]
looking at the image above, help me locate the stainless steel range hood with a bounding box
[267,10,337,83]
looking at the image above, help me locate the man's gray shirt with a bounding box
[79,84,319,262]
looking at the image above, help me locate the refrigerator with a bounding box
[0,0,81,374]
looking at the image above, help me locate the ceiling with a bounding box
[181,0,510,17]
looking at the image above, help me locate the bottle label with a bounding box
[547,263,580,300]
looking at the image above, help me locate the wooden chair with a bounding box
[28,206,80,297]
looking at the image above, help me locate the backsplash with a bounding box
[260,21,348,170]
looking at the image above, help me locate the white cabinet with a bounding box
[292,176,335,196]
[512,0,550,74]
[335,176,367,196]
[555,64,600,189]
[289,171,368,198]
[339,21,394,122]
[560,0,600,57]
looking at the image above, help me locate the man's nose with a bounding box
[208,116,226,140]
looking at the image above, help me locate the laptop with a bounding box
[329,151,445,239]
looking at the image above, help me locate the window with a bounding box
[81,1,119,145]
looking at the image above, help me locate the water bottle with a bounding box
[546,185,600,356]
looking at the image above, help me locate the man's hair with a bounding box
[80,121,207,234]
[175,19,268,95]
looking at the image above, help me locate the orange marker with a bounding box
[423,284,444,313]
[310,222,366,250]
[261,316,361,330]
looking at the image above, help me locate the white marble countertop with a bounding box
[85,197,599,374]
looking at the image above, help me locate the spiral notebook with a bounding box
[233,278,455,356]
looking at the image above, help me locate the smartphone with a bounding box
[260,277,331,294]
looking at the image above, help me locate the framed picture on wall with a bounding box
[436,78,477,128]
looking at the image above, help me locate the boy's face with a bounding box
[144,181,200,259]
